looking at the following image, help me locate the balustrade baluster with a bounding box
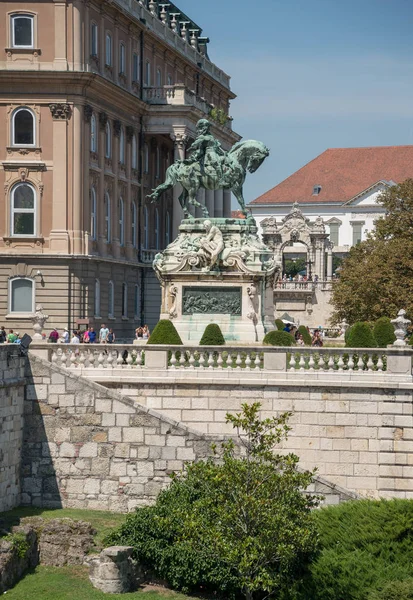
[79,352,86,369]
[347,354,354,371]
[236,352,242,370]
[107,351,114,369]
[88,350,96,369]
[308,353,315,371]
[69,350,77,367]
[179,351,186,369]
[245,352,252,370]
[367,353,374,371]
[298,352,306,371]
[116,351,123,367]
[216,351,223,369]
[97,352,105,368]
[377,355,384,371]
[60,350,68,369]
[288,352,296,371]
[126,351,133,366]
[327,354,335,371]
[199,351,206,369]
[170,351,177,369]
[222,351,228,369]
[188,351,195,369]
[51,350,58,364]
[207,352,214,369]
[337,352,345,371]
[254,353,261,370]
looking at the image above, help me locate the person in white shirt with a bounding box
[71,331,80,344]
[99,324,109,344]
[62,328,70,343]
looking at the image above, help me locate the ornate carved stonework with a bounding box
[99,112,108,130]
[113,120,121,137]
[84,105,93,123]
[126,125,134,142]
[182,287,242,316]
[49,103,72,120]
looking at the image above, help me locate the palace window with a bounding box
[122,283,128,318]
[91,22,98,56]
[119,43,126,75]
[155,207,160,249]
[108,280,114,318]
[119,126,125,164]
[145,61,151,86]
[131,201,137,248]
[134,284,140,319]
[11,14,34,48]
[9,277,34,314]
[165,211,170,246]
[156,68,162,87]
[12,107,35,146]
[94,279,101,317]
[105,33,112,66]
[352,223,363,246]
[105,193,111,243]
[90,187,97,240]
[132,53,140,82]
[167,74,173,86]
[155,146,160,179]
[328,223,340,247]
[105,122,111,158]
[119,197,125,246]
[143,144,149,174]
[131,135,138,170]
[143,206,149,249]
[11,183,36,236]
[90,113,97,153]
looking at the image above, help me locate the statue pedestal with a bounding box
[153,218,279,344]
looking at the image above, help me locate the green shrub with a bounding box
[373,317,396,348]
[263,330,295,346]
[344,325,352,345]
[147,319,182,345]
[275,318,285,331]
[369,579,413,600]
[302,500,413,600]
[346,321,376,348]
[199,323,225,345]
[297,325,312,345]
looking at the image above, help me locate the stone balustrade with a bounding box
[140,249,160,264]
[276,280,334,291]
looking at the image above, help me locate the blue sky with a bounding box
[176,0,413,203]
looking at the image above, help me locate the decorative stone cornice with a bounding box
[49,103,72,120]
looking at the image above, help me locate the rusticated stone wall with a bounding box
[0,347,26,512]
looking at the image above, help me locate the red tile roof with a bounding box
[231,210,245,219]
[250,146,413,205]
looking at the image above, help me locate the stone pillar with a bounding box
[214,189,224,218]
[125,127,134,260]
[205,189,214,217]
[72,104,83,254]
[83,106,92,254]
[327,245,333,280]
[112,121,121,259]
[73,1,84,71]
[319,243,326,280]
[54,1,68,70]
[223,189,232,218]
[171,132,187,238]
[49,103,71,252]
[98,113,108,255]
[195,188,205,219]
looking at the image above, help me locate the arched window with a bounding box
[145,61,151,86]
[119,127,125,164]
[90,114,97,153]
[167,74,173,86]
[11,183,36,236]
[143,206,149,249]
[143,144,149,173]
[119,197,124,246]
[105,32,112,66]
[131,135,137,170]
[105,122,111,158]
[155,207,160,248]
[11,14,34,48]
[105,192,111,242]
[155,146,160,179]
[131,201,137,248]
[108,280,114,318]
[91,22,98,56]
[94,278,101,317]
[90,187,97,240]
[12,108,35,146]
[156,67,162,87]
[134,284,140,318]
[9,277,34,313]
[165,210,170,246]
[132,53,140,82]
[122,283,128,318]
[119,42,126,75]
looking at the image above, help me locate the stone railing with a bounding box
[275,280,334,292]
[140,249,160,264]
[29,344,413,380]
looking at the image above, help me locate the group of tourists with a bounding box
[135,325,150,341]
[49,324,116,344]
[283,322,324,347]
[0,327,22,344]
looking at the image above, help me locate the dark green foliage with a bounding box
[297,325,312,345]
[284,258,307,278]
[346,321,377,348]
[373,317,396,348]
[344,325,352,345]
[106,403,319,600]
[263,330,295,346]
[275,318,285,331]
[199,323,226,346]
[303,500,413,600]
[147,320,182,345]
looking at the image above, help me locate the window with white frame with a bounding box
[145,61,151,86]
[119,197,124,246]
[90,113,97,153]
[134,284,140,318]
[165,211,170,246]
[91,22,98,56]
[122,283,128,318]
[144,144,149,173]
[167,74,173,86]
[12,107,35,146]
[119,127,125,164]
[131,201,137,248]
[132,53,140,82]
[131,135,138,170]
[119,43,126,75]
[105,122,111,158]
[328,222,341,247]
[143,205,149,249]
[11,14,34,48]
[155,207,160,249]
[11,183,36,236]
[105,32,112,66]
[352,222,363,246]
[94,278,101,317]
[156,67,162,87]
[90,187,97,240]
[108,280,114,318]
[9,277,34,313]
[105,192,111,243]
[155,146,160,179]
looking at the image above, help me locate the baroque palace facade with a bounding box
[0,0,239,337]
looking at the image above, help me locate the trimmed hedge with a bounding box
[373,317,396,348]
[298,325,312,345]
[369,579,413,600]
[263,330,295,346]
[147,319,182,345]
[200,323,226,345]
[275,318,285,331]
[346,321,377,348]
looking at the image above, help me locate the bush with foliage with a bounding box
[373,317,396,348]
[344,325,352,345]
[302,499,413,600]
[106,403,319,600]
[263,330,295,346]
[147,319,182,345]
[199,323,225,345]
[297,325,312,345]
[275,318,285,331]
[346,321,377,348]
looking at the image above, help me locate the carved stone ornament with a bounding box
[113,120,121,137]
[168,283,178,319]
[126,125,134,142]
[99,112,108,130]
[391,309,411,346]
[84,105,94,123]
[49,103,72,120]
[32,304,49,341]
[18,167,29,181]
[182,286,242,316]
[260,216,278,234]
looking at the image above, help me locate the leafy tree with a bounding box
[263,330,295,346]
[373,317,396,348]
[346,322,376,348]
[283,258,307,278]
[106,403,319,600]
[200,323,226,345]
[331,179,413,323]
[275,318,285,331]
[147,319,182,345]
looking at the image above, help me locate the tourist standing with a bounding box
[0,327,6,343]
[48,328,59,343]
[71,331,80,344]
[7,330,17,343]
[108,328,115,343]
[88,327,97,343]
[142,325,150,340]
[99,323,109,344]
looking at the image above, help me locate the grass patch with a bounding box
[4,565,196,599]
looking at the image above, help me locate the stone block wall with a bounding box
[0,346,26,512]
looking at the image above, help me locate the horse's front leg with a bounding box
[232,185,248,216]
[179,189,194,221]
[188,188,209,218]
